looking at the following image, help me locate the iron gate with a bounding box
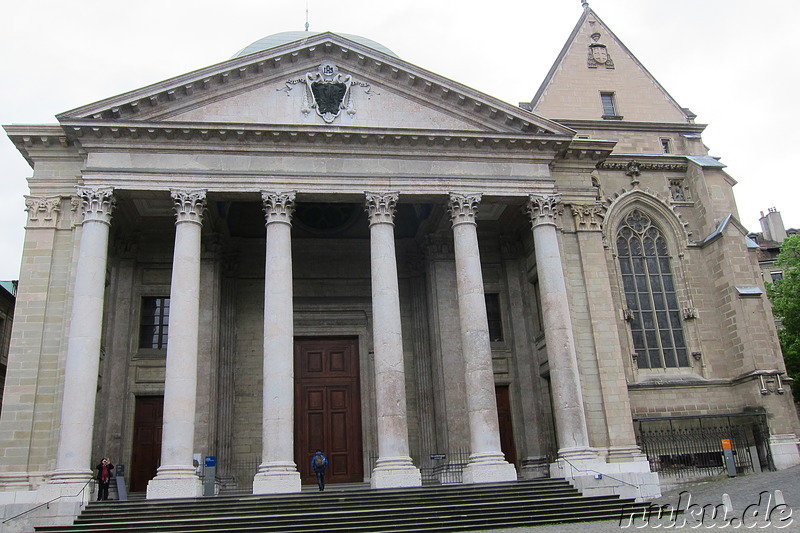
[635,414,773,480]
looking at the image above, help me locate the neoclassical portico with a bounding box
[7,18,800,531]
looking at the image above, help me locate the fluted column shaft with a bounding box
[50,187,114,486]
[147,189,206,499]
[448,193,516,483]
[253,191,301,494]
[526,194,591,456]
[366,192,421,488]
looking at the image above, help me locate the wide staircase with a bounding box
[36,479,649,532]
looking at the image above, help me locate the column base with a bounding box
[37,475,94,504]
[519,456,550,480]
[606,445,648,463]
[550,451,660,502]
[370,456,421,489]
[1,491,83,532]
[769,433,800,469]
[0,472,36,492]
[252,462,301,494]
[462,452,517,484]
[146,465,202,499]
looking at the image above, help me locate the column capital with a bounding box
[261,191,296,226]
[526,193,563,228]
[171,189,207,225]
[76,186,115,226]
[448,192,482,227]
[570,202,607,231]
[365,191,399,226]
[24,195,62,228]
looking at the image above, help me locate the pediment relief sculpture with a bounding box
[281,61,376,123]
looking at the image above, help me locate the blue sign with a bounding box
[205,456,217,467]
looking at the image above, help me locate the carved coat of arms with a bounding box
[281,62,376,123]
[305,62,352,122]
[587,33,614,69]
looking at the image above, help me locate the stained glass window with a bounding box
[616,210,688,368]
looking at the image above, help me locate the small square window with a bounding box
[660,138,672,154]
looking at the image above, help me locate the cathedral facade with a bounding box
[1,5,798,520]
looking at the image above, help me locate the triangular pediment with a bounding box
[529,8,690,123]
[58,32,572,137]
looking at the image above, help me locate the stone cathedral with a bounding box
[2,4,798,523]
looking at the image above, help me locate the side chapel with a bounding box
[1,3,798,515]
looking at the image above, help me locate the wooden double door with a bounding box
[294,337,364,485]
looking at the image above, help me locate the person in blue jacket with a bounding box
[311,450,328,491]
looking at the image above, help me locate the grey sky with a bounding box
[1,0,797,280]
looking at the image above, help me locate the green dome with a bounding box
[233,31,398,59]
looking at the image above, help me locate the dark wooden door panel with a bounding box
[130,396,163,492]
[295,338,363,484]
[496,385,517,467]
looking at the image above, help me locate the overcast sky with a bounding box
[1,0,797,280]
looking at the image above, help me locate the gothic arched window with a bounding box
[616,209,689,369]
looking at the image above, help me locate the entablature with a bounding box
[61,120,575,159]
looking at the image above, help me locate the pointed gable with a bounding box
[530,7,690,123]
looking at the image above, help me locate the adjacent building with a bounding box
[1,4,798,526]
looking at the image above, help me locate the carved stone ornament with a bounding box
[365,191,399,226]
[588,34,614,69]
[570,202,607,230]
[70,196,82,227]
[448,193,482,227]
[171,189,207,225]
[76,186,115,225]
[24,195,62,228]
[423,231,454,260]
[598,160,688,173]
[669,179,692,203]
[525,194,563,228]
[281,62,374,123]
[262,191,296,225]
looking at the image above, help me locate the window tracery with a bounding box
[616,209,689,369]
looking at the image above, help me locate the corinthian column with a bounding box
[42,187,114,499]
[526,194,593,460]
[147,189,207,499]
[365,192,421,489]
[253,191,301,494]
[448,193,516,484]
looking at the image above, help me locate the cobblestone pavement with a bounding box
[481,465,800,532]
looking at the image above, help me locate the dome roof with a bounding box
[233,31,398,59]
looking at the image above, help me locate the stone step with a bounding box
[36,479,648,533]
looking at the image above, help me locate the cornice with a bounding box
[59,119,575,156]
[555,138,616,163]
[3,124,79,167]
[597,153,688,173]
[548,119,707,135]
